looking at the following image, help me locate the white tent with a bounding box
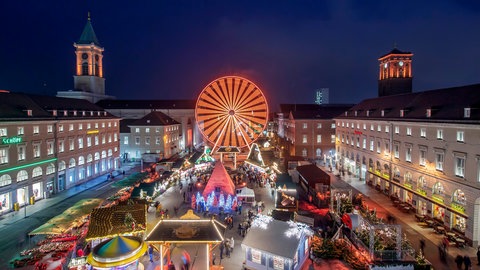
[236,187,255,203]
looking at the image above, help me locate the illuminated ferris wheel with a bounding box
[195,76,269,152]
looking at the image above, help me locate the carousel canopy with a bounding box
[87,235,147,268]
[86,204,147,241]
[202,162,236,196]
[242,218,303,259]
[30,198,103,235]
[146,216,226,243]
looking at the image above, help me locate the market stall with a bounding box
[241,215,313,270]
[236,187,255,203]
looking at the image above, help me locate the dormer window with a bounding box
[73,111,77,116]
[366,110,370,117]
[52,110,57,116]
[400,109,405,117]
[82,111,86,116]
[381,110,385,117]
[27,110,33,116]
[426,109,432,118]
[97,111,101,116]
[90,111,93,116]
[344,111,348,116]
[464,108,471,118]
[103,112,107,116]
[63,110,68,116]
[354,111,358,117]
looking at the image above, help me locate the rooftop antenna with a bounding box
[88,11,91,21]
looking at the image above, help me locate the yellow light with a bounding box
[87,129,99,134]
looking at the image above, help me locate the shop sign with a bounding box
[1,136,22,145]
[68,256,87,267]
[354,130,363,135]
[382,172,390,180]
[450,202,466,214]
[432,194,444,204]
[87,129,99,134]
[403,183,412,190]
[416,189,427,196]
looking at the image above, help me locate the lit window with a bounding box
[135,137,140,145]
[114,134,117,142]
[0,148,8,164]
[394,144,399,158]
[78,138,84,149]
[69,138,75,150]
[17,127,24,135]
[316,135,321,143]
[406,127,412,136]
[58,124,64,132]
[455,156,465,178]
[146,128,150,133]
[145,137,150,145]
[87,137,92,147]
[406,146,412,162]
[59,141,65,152]
[33,126,39,134]
[135,128,140,133]
[95,123,99,128]
[47,125,53,133]
[78,123,83,130]
[94,136,99,145]
[433,182,444,196]
[316,123,322,129]
[377,141,381,153]
[331,123,335,128]
[102,122,105,128]
[17,145,25,161]
[33,143,41,157]
[385,125,389,133]
[124,136,129,145]
[0,128,7,137]
[456,131,464,142]
[394,126,399,134]
[419,149,426,166]
[370,140,374,151]
[302,148,307,157]
[47,141,54,155]
[437,129,443,140]
[420,128,426,138]
[303,123,307,129]
[362,138,366,149]
[87,123,91,129]
[302,135,307,143]
[370,124,374,131]
[69,124,74,131]
[377,125,381,132]
[435,152,444,171]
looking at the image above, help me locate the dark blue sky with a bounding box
[1,1,479,110]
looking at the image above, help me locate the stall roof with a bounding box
[296,164,330,188]
[86,204,147,240]
[145,218,226,243]
[242,218,303,259]
[236,187,255,198]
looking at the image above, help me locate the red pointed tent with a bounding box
[202,162,236,197]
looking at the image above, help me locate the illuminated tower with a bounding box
[314,88,329,104]
[73,14,105,96]
[378,47,413,97]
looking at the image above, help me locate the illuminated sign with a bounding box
[354,130,363,135]
[403,183,413,189]
[416,189,427,196]
[87,129,99,135]
[450,202,466,214]
[432,194,444,204]
[1,136,22,145]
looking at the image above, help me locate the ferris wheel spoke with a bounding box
[203,115,229,139]
[236,92,264,112]
[211,116,232,151]
[232,82,252,111]
[232,117,253,147]
[234,114,265,136]
[209,85,230,111]
[197,98,229,113]
[232,79,244,110]
[215,80,232,110]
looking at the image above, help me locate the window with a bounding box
[82,62,88,75]
[303,123,307,129]
[124,136,129,145]
[78,138,84,149]
[145,128,150,133]
[457,131,464,142]
[316,135,322,143]
[135,137,140,145]
[156,128,161,133]
[437,129,443,140]
[419,149,426,166]
[377,125,381,132]
[363,123,366,130]
[384,141,390,155]
[394,144,399,158]
[18,145,26,161]
[453,189,467,205]
[377,141,381,153]
[17,170,28,182]
[69,138,74,150]
[102,122,105,128]
[87,123,91,129]
[370,124,374,131]
[301,148,307,157]
[435,152,444,171]
[156,137,161,145]
[47,141,54,155]
[464,108,471,118]
[78,156,85,166]
[69,124,74,131]
[394,126,399,134]
[356,137,360,147]
[302,134,307,143]
[58,124,64,132]
[385,125,389,133]
[102,135,106,144]
[108,122,111,127]
[420,128,426,138]
[455,156,465,178]
[95,123,99,128]
[331,123,335,129]
[33,143,41,158]
[316,123,322,129]
[59,140,65,152]
[406,127,412,136]
[78,123,83,130]
[114,134,117,142]
[432,182,444,196]
[145,137,150,145]
[108,135,112,143]
[46,164,55,175]
[362,138,366,149]
[370,140,374,151]
[87,137,92,147]
[17,127,24,135]
[0,128,7,137]
[33,126,39,134]
[0,148,8,164]
[94,136,99,145]
[406,146,412,162]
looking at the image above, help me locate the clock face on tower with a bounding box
[82,53,88,60]
[399,61,404,67]
[384,63,388,69]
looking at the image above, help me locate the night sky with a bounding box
[1,1,479,111]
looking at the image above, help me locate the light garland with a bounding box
[284,221,314,239]
[251,214,273,230]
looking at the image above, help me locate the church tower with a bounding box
[378,47,413,97]
[73,14,105,96]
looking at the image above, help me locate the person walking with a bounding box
[229,237,235,254]
[455,254,464,270]
[225,239,231,258]
[219,240,224,260]
[477,246,480,265]
[463,255,471,270]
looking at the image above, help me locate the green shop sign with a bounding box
[1,136,22,145]
[450,202,466,214]
[432,194,444,204]
[416,189,427,196]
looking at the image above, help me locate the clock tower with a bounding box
[378,47,413,97]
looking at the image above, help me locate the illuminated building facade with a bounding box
[335,83,480,246]
[0,92,120,214]
[120,111,181,162]
[378,48,413,97]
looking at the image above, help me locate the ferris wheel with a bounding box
[195,76,269,152]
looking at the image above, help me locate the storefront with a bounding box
[0,192,10,212]
[16,187,28,205]
[417,199,427,215]
[32,182,43,200]
[433,204,445,221]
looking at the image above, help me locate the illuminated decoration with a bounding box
[251,214,273,230]
[0,157,57,174]
[245,143,266,168]
[87,129,99,134]
[87,235,147,268]
[450,202,466,214]
[432,194,444,203]
[218,193,225,208]
[285,220,314,239]
[1,136,22,145]
[225,195,233,210]
[195,76,269,152]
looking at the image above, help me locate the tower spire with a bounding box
[88,11,91,21]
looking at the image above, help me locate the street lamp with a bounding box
[23,186,28,218]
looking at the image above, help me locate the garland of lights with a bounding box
[285,220,314,239]
[251,214,273,230]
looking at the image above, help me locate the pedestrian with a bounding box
[477,246,480,265]
[225,239,231,258]
[464,255,471,270]
[229,237,235,254]
[219,241,224,259]
[420,239,426,253]
[148,245,153,262]
[455,254,464,270]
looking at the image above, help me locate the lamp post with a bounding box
[23,186,28,218]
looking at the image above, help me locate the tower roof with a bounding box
[77,16,101,46]
[379,47,412,59]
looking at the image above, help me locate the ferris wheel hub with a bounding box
[228,110,235,116]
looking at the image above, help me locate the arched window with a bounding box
[87,154,93,162]
[58,161,66,171]
[78,156,85,166]
[432,182,445,196]
[0,175,12,187]
[316,148,321,157]
[32,167,43,178]
[94,152,100,160]
[46,163,55,175]
[108,149,112,156]
[376,161,381,171]
[17,170,28,182]
[69,158,76,168]
[417,176,427,190]
[452,189,467,205]
[404,172,412,185]
[369,159,374,170]
[101,151,107,158]
[383,164,390,173]
[393,167,401,178]
[82,62,89,75]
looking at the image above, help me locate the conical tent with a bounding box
[202,162,236,197]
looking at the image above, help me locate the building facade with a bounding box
[0,92,120,214]
[335,84,480,246]
[120,111,181,162]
